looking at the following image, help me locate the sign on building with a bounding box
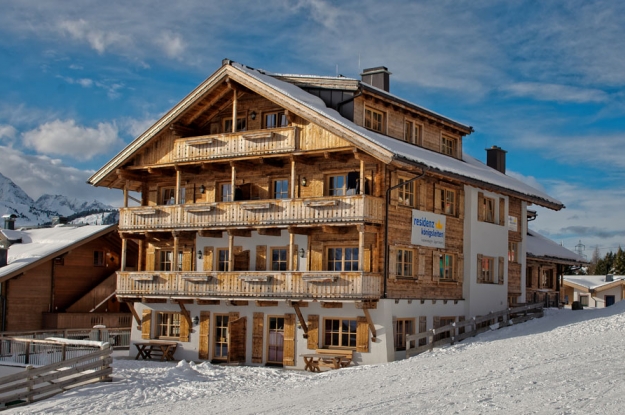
[411,210,446,248]
[508,215,518,232]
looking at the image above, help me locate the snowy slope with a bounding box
[9,303,625,414]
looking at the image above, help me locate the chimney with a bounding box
[360,67,391,92]
[606,274,614,282]
[52,216,69,227]
[486,146,507,174]
[3,214,17,230]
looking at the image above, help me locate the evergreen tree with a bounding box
[588,246,601,275]
[613,246,625,275]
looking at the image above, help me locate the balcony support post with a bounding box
[138,239,144,271]
[290,158,296,199]
[173,234,179,271]
[231,165,236,202]
[123,180,129,208]
[358,225,364,271]
[175,169,181,205]
[121,237,127,272]
[232,88,238,133]
[289,231,295,271]
[228,233,235,272]
[360,159,365,195]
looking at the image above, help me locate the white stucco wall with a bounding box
[572,286,623,308]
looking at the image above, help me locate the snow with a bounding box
[564,275,624,289]
[7,303,625,414]
[45,337,109,348]
[527,229,586,263]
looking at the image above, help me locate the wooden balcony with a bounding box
[117,271,383,300]
[173,126,297,162]
[119,195,385,231]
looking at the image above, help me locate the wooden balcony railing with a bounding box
[119,195,385,231]
[117,271,383,300]
[173,126,297,162]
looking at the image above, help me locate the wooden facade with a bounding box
[88,60,565,366]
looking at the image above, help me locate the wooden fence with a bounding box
[0,338,112,410]
[406,303,544,358]
[0,327,131,349]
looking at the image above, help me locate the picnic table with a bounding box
[134,340,178,361]
[301,350,352,372]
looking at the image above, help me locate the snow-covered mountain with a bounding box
[0,171,117,227]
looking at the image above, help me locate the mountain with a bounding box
[0,171,117,227]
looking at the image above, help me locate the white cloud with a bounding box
[58,19,129,54]
[121,116,159,138]
[22,119,122,161]
[0,145,121,205]
[0,124,17,144]
[506,170,546,193]
[501,82,609,103]
[157,31,186,59]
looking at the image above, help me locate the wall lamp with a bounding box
[301,177,307,187]
[192,316,199,326]
[250,111,257,120]
[197,250,203,260]
[199,184,206,194]
[299,248,305,258]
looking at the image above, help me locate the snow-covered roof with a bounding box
[563,275,625,290]
[0,224,116,281]
[526,229,586,264]
[232,63,563,209]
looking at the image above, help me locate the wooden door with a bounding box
[234,250,250,271]
[228,316,247,363]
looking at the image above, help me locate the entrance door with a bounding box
[267,316,285,364]
[214,314,229,361]
[605,295,616,307]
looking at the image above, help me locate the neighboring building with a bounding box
[526,229,586,306]
[88,60,565,367]
[563,275,625,308]
[0,215,134,331]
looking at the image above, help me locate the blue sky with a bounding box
[0,0,624,258]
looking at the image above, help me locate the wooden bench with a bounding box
[134,341,178,361]
[315,349,353,369]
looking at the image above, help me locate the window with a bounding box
[579,295,589,307]
[93,250,105,267]
[508,242,519,263]
[364,107,384,132]
[398,177,415,207]
[435,317,456,341]
[217,249,229,271]
[480,256,495,283]
[220,183,232,202]
[404,120,414,143]
[214,314,229,360]
[324,318,357,348]
[273,179,289,199]
[271,248,288,271]
[479,195,496,223]
[264,112,288,129]
[542,269,554,289]
[223,117,247,133]
[441,136,457,156]
[159,250,173,271]
[396,249,414,278]
[526,266,533,288]
[158,312,181,338]
[160,187,185,205]
[437,187,456,216]
[438,253,455,281]
[328,174,346,196]
[327,247,359,271]
[394,318,415,351]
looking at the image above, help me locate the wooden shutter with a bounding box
[434,186,442,214]
[310,241,323,271]
[432,251,440,282]
[145,245,155,271]
[141,309,152,339]
[392,316,397,349]
[227,315,246,363]
[419,183,428,210]
[419,316,427,346]
[418,249,426,278]
[498,256,505,285]
[499,198,505,226]
[283,314,296,366]
[291,244,298,271]
[199,311,210,360]
[252,312,264,363]
[203,246,214,271]
[477,192,485,222]
[477,254,483,283]
[179,313,190,342]
[356,316,369,352]
[148,185,158,205]
[307,315,319,350]
[388,246,397,278]
[363,245,371,272]
[255,245,267,271]
[456,254,464,282]
[182,249,192,271]
[458,190,465,219]
[234,250,250,271]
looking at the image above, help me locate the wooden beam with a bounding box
[197,299,220,305]
[287,226,313,235]
[199,230,223,238]
[355,300,378,309]
[175,300,193,330]
[124,301,142,329]
[119,232,147,240]
[259,158,284,168]
[230,160,256,170]
[225,300,249,306]
[257,228,282,237]
[255,300,279,307]
[116,169,146,182]
[228,229,252,237]
[147,167,164,176]
[142,298,167,303]
[320,302,343,309]
[321,226,348,234]
[187,86,231,124]
[292,303,309,339]
[363,308,377,341]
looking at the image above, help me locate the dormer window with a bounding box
[441,136,457,157]
[365,107,384,133]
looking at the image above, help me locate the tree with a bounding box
[613,246,625,275]
[588,246,601,275]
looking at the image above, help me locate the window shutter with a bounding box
[141,309,152,339]
[179,314,190,342]
[434,186,442,214]
[419,184,428,210]
[499,198,505,226]
[363,245,371,272]
[433,316,441,342]
[432,251,440,282]
[310,241,323,271]
[227,316,246,363]
[390,171,398,206]
[456,254,464,283]
[182,249,192,271]
[498,256,505,285]
[477,254,483,283]
[458,191,465,219]
[199,311,210,360]
[478,192,485,222]
[356,316,369,352]
[419,316,427,346]
[388,246,397,278]
[283,314,296,366]
[145,246,155,272]
[291,244,298,271]
[234,250,250,271]
[392,316,397,349]
[255,245,267,271]
[418,249,426,279]
[307,315,319,350]
[203,246,214,271]
[252,312,264,363]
